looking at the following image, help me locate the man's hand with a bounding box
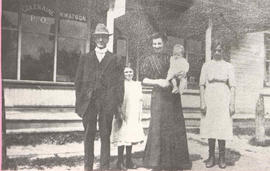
[200,103,207,116]
[229,103,235,116]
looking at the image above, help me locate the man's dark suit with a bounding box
[75,50,124,170]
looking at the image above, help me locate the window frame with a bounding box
[2,7,20,79]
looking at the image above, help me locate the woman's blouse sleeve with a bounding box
[199,63,207,86]
[228,64,236,87]
[166,57,174,80]
[138,82,143,100]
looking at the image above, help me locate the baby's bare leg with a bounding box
[171,78,179,94]
[178,78,187,95]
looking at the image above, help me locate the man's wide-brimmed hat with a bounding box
[92,23,112,36]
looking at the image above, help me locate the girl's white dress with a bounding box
[111,80,145,146]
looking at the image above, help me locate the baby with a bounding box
[167,44,189,94]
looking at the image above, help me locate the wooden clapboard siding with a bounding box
[3,83,200,109]
[230,32,265,115]
[4,87,75,107]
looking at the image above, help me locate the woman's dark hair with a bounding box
[150,32,168,43]
[211,41,225,52]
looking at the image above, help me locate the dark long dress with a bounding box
[140,53,192,170]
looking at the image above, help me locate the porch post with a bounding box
[106,0,126,53]
[106,8,114,53]
[205,17,212,62]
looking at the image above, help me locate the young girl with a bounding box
[111,66,145,170]
[166,44,189,94]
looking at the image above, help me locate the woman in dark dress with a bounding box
[140,33,192,170]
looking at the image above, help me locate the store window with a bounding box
[2,0,88,83]
[2,0,19,79]
[21,0,56,81]
[57,0,87,82]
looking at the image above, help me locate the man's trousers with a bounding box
[82,93,114,170]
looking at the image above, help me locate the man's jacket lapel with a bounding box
[101,51,113,74]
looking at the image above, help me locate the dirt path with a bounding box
[6,133,270,171]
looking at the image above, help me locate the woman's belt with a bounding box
[208,79,227,84]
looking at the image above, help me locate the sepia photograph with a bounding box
[2,0,270,170]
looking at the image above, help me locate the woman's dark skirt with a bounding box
[143,87,192,170]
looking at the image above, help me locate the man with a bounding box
[75,23,124,171]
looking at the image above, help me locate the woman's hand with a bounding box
[229,103,235,116]
[142,78,158,86]
[200,102,207,115]
[230,87,236,117]
[156,79,170,88]
[142,78,150,84]
[200,85,206,115]
[143,78,170,88]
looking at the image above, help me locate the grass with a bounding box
[6,132,86,147]
[7,155,85,170]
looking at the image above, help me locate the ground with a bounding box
[5,132,270,171]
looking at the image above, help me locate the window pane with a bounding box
[57,37,86,82]
[21,0,56,34]
[21,0,56,17]
[2,30,18,79]
[2,0,19,29]
[265,62,270,86]
[21,33,54,81]
[2,11,18,29]
[59,0,87,20]
[187,53,204,89]
[22,13,55,34]
[59,19,87,39]
[58,0,87,39]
